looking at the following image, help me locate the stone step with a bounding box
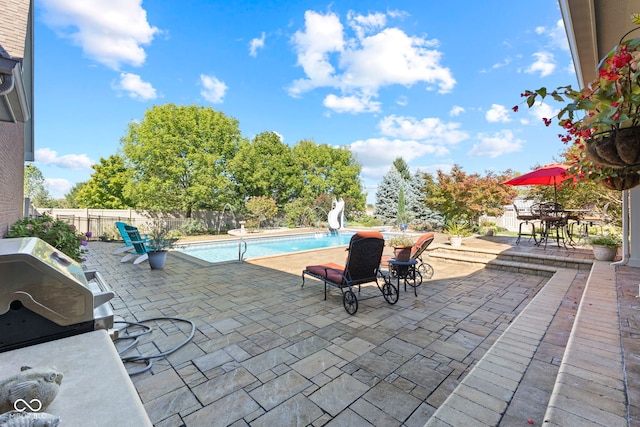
[427,244,593,273]
[424,268,579,426]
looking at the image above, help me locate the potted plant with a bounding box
[589,234,622,261]
[145,221,178,269]
[388,233,415,261]
[515,14,640,189]
[444,221,471,247]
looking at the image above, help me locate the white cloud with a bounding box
[396,95,408,106]
[288,10,456,113]
[485,104,511,123]
[200,74,228,103]
[249,32,266,57]
[378,115,469,145]
[40,0,159,70]
[347,11,387,39]
[35,148,93,169]
[323,93,381,113]
[528,100,558,124]
[468,130,523,158]
[289,11,344,97]
[450,106,465,117]
[351,137,449,182]
[113,73,157,101]
[45,178,73,198]
[526,51,556,77]
[547,19,570,52]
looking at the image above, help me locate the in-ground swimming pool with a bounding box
[176,231,395,264]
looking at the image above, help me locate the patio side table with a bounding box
[385,258,422,297]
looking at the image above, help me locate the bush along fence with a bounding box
[33,208,239,240]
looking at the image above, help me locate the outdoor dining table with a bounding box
[534,202,578,249]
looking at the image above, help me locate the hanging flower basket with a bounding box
[600,170,640,191]
[586,127,640,167]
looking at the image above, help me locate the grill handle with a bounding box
[84,270,115,308]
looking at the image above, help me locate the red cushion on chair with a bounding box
[380,255,392,267]
[351,231,384,241]
[305,262,345,284]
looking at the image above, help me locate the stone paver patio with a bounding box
[81,232,636,426]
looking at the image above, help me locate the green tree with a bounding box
[76,155,133,208]
[521,147,623,226]
[292,140,365,212]
[229,131,300,207]
[397,186,409,225]
[121,104,244,216]
[61,181,85,208]
[24,164,52,207]
[393,157,411,180]
[374,167,403,224]
[245,196,278,229]
[407,170,442,227]
[423,165,518,226]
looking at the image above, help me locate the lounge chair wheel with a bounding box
[382,282,399,304]
[418,263,434,280]
[343,290,358,315]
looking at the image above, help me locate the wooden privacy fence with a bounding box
[35,208,239,239]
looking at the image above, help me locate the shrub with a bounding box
[388,234,415,247]
[443,221,472,237]
[352,214,383,227]
[6,214,87,262]
[180,218,207,235]
[589,234,622,248]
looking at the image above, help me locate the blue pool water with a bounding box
[177,231,358,263]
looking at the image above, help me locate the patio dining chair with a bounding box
[514,203,540,245]
[301,231,397,315]
[538,202,571,249]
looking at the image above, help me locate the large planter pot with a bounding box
[591,244,618,261]
[586,127,640,167]
[448,236,463,247]
[148,250,168,269]
[393,246,412,262]
[600,170,640,191]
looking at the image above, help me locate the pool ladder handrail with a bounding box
[238,238,247,262]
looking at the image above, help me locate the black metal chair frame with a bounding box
[383,233,435,296]
[514,203,540,245]
[538,202,571,249]
[301,232,398,315]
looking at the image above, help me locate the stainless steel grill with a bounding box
[0,237,114,352]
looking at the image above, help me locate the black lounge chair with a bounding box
[302,231,398,315]
[381,232,435,295]
[382,231,435,277]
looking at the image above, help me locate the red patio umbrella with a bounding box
[502,163,573,203]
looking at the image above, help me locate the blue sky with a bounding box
[33,0,576,203]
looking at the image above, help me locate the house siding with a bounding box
[0,121,25,237]
[0,0,31,237]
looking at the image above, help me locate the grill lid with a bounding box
[0,237,113,326]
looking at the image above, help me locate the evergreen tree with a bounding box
[374,168,403,224]
[408,170,443,227]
